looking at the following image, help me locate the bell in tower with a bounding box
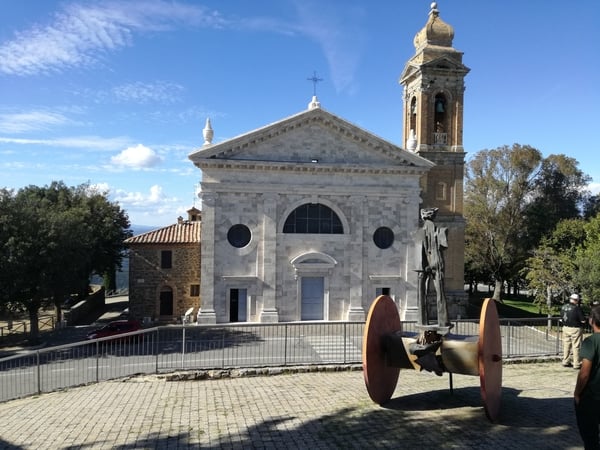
[435,98,445,113]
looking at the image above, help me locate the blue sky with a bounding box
[1,1,598,227]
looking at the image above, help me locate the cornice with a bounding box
[195,159,430,176]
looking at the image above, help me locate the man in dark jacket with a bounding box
[562,293,586,369]
[574,305,600,449]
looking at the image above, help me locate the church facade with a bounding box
[188,3,468,324]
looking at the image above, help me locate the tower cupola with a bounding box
[414,2,454,50]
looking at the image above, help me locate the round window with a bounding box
[227,224,251,248]
[373,227,394,249]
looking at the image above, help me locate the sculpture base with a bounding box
[415,324,454,336]
[259,309,279,323]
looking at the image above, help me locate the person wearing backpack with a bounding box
[562,293,586,369]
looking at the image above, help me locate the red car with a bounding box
[86,320,141,340]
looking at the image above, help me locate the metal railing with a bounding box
[433,132,448,145]
[0,317,568,403]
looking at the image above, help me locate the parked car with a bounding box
[86,320,141,341]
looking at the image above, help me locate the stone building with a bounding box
[126,208,201,322]
[188,3,468,324]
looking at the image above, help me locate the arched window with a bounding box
[283,203,343,234]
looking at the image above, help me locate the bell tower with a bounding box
[400,2,469,311]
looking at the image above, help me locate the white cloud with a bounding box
[0,1,228,76]
[110,143,162,168]
[111,81,184,104]
[90,183,182,226]
[112,184,169,205]
[0,111,73,133]
[0,135,132,151]
[588,182,600,196]
[88,182,111,195]
[0,1,363,94]
[112,184,178,213]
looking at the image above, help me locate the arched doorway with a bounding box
[290,252,337,321]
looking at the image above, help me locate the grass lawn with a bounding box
[468,292,550,319]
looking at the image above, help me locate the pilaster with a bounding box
[259,192,279,322]
[197,192,217,324]
[347,195,366,321]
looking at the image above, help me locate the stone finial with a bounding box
[308,95,321,110]
[203,117,214,146]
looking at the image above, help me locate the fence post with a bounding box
[343,323,347,364]
[96,341,100,383]
[181,322,186,370]
[506,322,511,358]
[557,321,561,356]
[36,351,41,395]
[284,324,288,366]
[221,329,226,368]
[155,329,159,374]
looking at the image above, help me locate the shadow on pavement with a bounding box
[54,385,579,449]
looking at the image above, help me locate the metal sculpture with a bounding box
[362,209,502,422]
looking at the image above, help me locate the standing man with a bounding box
[562,293,586,369]
[574,305,600,449]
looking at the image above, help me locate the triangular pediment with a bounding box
[419,55,469,72]
[189,107,432,172]
[401,54,469,83]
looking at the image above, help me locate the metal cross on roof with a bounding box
[307,71,323,96]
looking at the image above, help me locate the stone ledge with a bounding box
[134,357,561,384]
[162,364,363,382]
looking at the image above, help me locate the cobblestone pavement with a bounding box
[0,362,585,449]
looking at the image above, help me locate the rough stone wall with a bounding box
[128,243,201,322]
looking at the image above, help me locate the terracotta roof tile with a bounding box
[125,221,200,245]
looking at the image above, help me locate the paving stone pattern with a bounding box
[0,362,585,449]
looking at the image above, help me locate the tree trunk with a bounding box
[546,285,553,332]
[55,302,63,325]
[493,280,503,302]
[27,303,40,344]
[52,288,65,324]
[103,269,117,293]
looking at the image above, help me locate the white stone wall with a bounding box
[201,171,423,323]
[192,108,434,324]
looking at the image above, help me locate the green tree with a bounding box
[524,154,590,248]
[582,194,600,220]
[0,186,51,340]
[575,214,600,302]
[522,218,585,313]
[0,182,131,342]
[464,144,542,301]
